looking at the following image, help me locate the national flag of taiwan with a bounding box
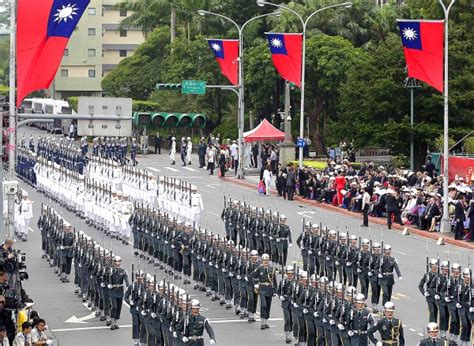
[207,39,239,86]
[16,0,90,106]
[265,33,302,87]
[398,20,444,93]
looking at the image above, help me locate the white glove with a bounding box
[330,319,335,325]
[280,296,285,301]
[141,310,146,316]
[254,284,259,290]
[151,313,157,318]
[434,295,440,300]
[318,251,321,256]
[314,312,320,318]
[378,273,383,279]
[237,275,241,280]
[289,243,293,247]
[301,246,305,250]
[182,337,189,343]
[210,340,216,344]
[445,297,451,303]
[209,262,213,266]
[335,261,340,266]
[293,303,298,308]
[357,268,362,273]
[229,272,234,277]
[348,330,354,337]
[169,327,172,332]
[338,324,345,331]
[308,250,313,255]
[326,256,331,261]
[276,239,280,243]
[244,277,248,282]
[346,262,352,266]
[171,245,175,249]
[469,307,474,312]
[247,230,250,234]
[269,237,273,240]
[323,318,327,323]
[100,283,105,288]
[398,277,402,280]
[424,291,430,297]
[173,332,177,338]
[222,268,226,273]
[303,308,308,314]
[368,272,373,277]
[107,284,113,289]
[376,341,383,346]
[456,303,462,309]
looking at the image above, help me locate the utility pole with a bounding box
[404,77,421,171]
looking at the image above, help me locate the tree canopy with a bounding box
[102,0,474,166]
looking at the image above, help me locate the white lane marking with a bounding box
[52,325,132,332]
[209,317,283,324]
[205,211,221,218]
[146,167,161,172]
[393,250,407,256]
[28,227,35,233]
[417,333,424,337]
[165,167,179,172]
[205,184,221,189]
[183,167,196,172]
[409,328,416,332]
[166,176,203,179]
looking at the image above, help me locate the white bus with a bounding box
[21,98,72,134]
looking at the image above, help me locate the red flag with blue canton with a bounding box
[207,39,239,86]
[265,33,302,87]
[17,0,90,106]
[398,20,444,93]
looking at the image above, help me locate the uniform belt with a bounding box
[260,282,272,286]
[62,246,72,249]
[382,272,393,275]
[382,340,398,344]
[355,330,367,335]
[112,284,123,288]
[189,336,203,340]
[277,237,288,240]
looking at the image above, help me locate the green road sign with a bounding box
[182,80,206,95]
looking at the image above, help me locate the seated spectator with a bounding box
[12,322,31,346]
[31,318,52,346]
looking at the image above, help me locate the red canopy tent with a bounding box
[243,119,285,142]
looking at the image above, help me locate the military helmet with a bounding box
[427,322,438,332]
[355,293,365,303]
[191,299,200,308]
[384,302,395,311]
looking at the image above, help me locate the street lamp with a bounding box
[257,1,352,168]
[198,10,280,179]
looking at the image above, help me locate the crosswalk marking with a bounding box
[165,167,179,172]
[183,167,196,172]
[146,167,161,172]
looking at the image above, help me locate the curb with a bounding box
[222,177,474,250]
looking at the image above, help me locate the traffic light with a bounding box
[156,83,182,91]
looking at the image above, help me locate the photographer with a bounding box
[0,240,15,270]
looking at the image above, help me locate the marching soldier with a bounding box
[458,268,472,346]
[445,262,461,343]
[278,265,295,344]
[107,256,129,330]
[368,242,382,313]
[179,299,216,345]
[124,270,145,346]
[245,250,260,323]
[418,322,448,346]
[59,222,74,283]
[432,260,449,338]
[368,301,405,345]
[418,258,439,323]
[351,293,375,346]
[276,215,292,267]
[378,244,402,305]
[249,253,278,330]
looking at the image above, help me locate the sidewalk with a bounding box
[222,175,474,250]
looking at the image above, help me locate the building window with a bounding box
[61,69,68,77]
[88,7,96,15]
[88,49,96,57]
[88,28,96,36]
[119,50,127,57]
[119,29,127,37]
[64,49,69,56]
[119,8,127,17]
[88,69,96,78]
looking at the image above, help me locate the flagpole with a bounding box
[198,10,279,179]
[7,0,17,238]
[257,1,352,168]
[439,0,455,234]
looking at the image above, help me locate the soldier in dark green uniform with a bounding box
[59,222,75,283]
[351,293,375,346]
[368,301,405,345]
[107,255,129,330]
[249,253,278,330]
[179,299,216,345]
[418,322,448,346]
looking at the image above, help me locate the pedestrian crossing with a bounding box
[164,166,179,172]
[183,166,196,172]
[146,167,161,172]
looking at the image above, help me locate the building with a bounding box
[52,0,144,100]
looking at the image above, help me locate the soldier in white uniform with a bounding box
[190,185,204,225]
[15,189,33,241]
[170,137,176,165]
[186,137,193,165]
[120,193,133,244]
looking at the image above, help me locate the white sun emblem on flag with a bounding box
[271,37,283,48]
[402,27,417,41]
[54,3,79,23]
[211,43,221,51]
